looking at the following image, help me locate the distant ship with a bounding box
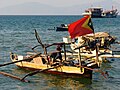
[82,6,119,18]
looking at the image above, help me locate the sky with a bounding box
[0,0,106,8]
[0,0,119,15]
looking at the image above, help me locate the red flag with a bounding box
[68,15,94,39]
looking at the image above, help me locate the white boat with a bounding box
[82,6,118,18]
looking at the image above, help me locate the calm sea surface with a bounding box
[0,15,120,90]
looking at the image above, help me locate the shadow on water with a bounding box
[11,67,92,90]
[36,74,92,90]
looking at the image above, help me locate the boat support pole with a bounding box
[78,48,82,72]
[63,44,66,61]
[95,44,100,67]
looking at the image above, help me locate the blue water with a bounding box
[0,15,120,90]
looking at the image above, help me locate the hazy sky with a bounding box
[0,0,106,8]
[0,0,119,15]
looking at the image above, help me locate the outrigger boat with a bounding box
[10,52,95,79]
[10,30,100,79]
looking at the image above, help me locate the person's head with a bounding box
[56,45,61,51]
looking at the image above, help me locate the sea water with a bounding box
[0,15,120,90]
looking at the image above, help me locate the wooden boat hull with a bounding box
[17,65,92,79]
[11,55,93,79]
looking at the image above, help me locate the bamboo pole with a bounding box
[0,71,29,82]
[95,44,99,63]
[63,44,66,61]
[0,53,41,67]
[78,48,82,66]
[78,48,82,72]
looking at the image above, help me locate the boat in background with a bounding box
[102,8,118,18]
[82,7,103,18]
[82,6,119,18]
[56,24,68,31]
